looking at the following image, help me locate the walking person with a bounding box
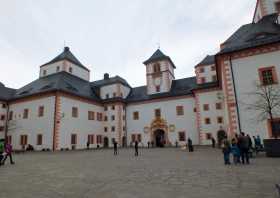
[187,138,193,152]
[240,132,250,164]
[2,141,15,165]
[211,137,216,148]
[113,141,118,155]
[134,141,139,156]
[222,139,231,165]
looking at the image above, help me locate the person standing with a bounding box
[222,139,231,165]
[240,132,250,164]
[0,139,4,166]
[113,141,118,155]
[231,142,240,165]
[2,141,15,165]
[134,141,139,156]
[211,137,216,148]
[187,138,193,152]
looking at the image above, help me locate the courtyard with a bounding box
[0,147,280,198]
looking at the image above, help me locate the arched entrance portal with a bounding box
[103,137,109,148]
[154,129,165,147]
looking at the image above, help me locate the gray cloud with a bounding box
[0,0,255,88]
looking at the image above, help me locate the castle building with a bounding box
[0,0,280,150]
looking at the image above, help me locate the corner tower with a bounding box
[143,49,176,95]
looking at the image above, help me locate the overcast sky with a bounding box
[0,0,256,88]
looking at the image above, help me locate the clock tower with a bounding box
[143,49,176,95]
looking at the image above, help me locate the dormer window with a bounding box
[56,66,60,72]
[69,67,73,73]
[153,63,161,73]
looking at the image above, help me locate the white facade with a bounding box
[0,101,7,139]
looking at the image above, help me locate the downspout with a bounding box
[124,104,128,147]
[229,56,242,134]
[4,102,9,140]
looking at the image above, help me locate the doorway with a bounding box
[154,129,165,147]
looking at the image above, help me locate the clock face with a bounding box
[154,77,161,86]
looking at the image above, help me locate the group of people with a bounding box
[113,140,139,156]
[221,133,263,165]
[0,139,15,167]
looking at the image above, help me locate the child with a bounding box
[231,142,240,165]
[222,139,231,165]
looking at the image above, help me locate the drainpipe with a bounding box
[4,102,9,141]
[124,104,128,148]
[229,56,242,134]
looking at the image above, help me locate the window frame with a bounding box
[258,66,278,86]
[176,106,184,116]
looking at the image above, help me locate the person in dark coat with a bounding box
[187,138,193,152]
[2,141,15,165]
[134,141,139,156]
[211,137,216,148]
[113,141,118,155]
[240,132,250,164]
[222,139,231,165]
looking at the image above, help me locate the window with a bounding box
[111,126,115,132]
[259,67,278,85]
[38,106,44,117]
[123,115,125,120]
[193,108,197,112]
[276,2,280,13]
[133,111,139,120]
[199,67,205,73]
[0,115,5,121]
[71,134,77,145]
[200,77,206,83]
[111,105,115,110]
[88,134,95,144]
[37,134,43,145]
[131,134,136,142]
[0,126,4,131]
[153,63,161,73]
[104,127,108,132]
[9,111,13,120]
[176,106,184,116]
[216,103,222,110]
[123,126,126,131]
[97,113,103,121]
[137,134,142,142]
[206,133,212,140]
[96,135,102,144]
[155,109,161,118]
[20,135,28,145]
[156,86,160,92]
[88,111,95,120]
[104,116,108,121]
[72,107,78,118]
[212,75,217,82]
[205,118,211,124]
[7,136,12,144]
[111,115,115,121]
[113,92,116,97]
[211,65,216,71]
[178,132,186,141]
[203,104,209,111]
[104,106,108,111]
[2,104,6,108]
[43,70,47,76]
[23,109,29,119]
[217,117,223,124]
[69,67,73,73]
[56,66,60,72]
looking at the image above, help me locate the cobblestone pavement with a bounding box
[0,147,280,198]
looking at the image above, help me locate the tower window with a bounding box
[153,63,161,73]
[69,67,73,73]
[43,70,47,76]
[56,66,60,72]
[133,111,139,120]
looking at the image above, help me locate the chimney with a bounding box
[104,73,109,80]
[64,46,70,51]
